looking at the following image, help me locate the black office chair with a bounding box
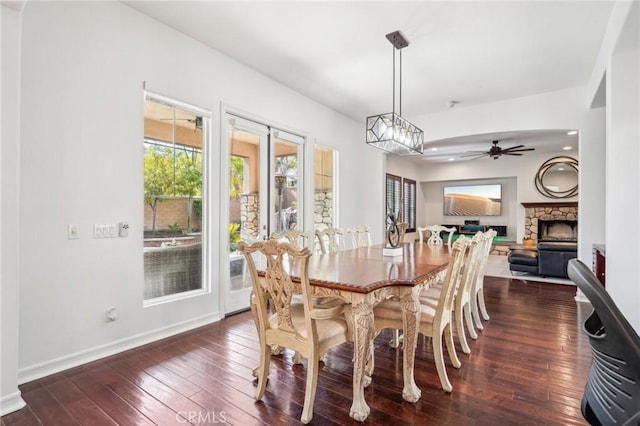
[567,259,640,426]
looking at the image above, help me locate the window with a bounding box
[403,178,416,232]
[143,93,208,302]
[386,174,416,232]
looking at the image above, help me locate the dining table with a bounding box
[281,241,453,422]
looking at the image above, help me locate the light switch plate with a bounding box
[68,224,79,239]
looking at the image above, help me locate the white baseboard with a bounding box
[18,312,220,385]
[0,390,26,416]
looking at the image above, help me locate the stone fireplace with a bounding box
[521,202,578,241]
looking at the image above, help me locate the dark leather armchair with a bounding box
[567,259,640,426]
[537,241,577,278]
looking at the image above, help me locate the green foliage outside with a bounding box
[229,156,244,198]
[229,223,241,251]
[144,143,202,233]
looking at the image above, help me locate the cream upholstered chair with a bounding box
[315,227,345,254]
[470,229,496,331]
[420,231,487,354]
[346,225,372,248]
[418,225,456,247]
[270,230,310,250]
[238,240,350,424]
[372,237,468,392]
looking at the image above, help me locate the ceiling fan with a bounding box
[461,140,535,160]
[159,116,203,131]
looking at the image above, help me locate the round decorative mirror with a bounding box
[535,156,578,198]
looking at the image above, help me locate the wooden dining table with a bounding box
[283,242,452,422]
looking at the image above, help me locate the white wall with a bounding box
[1,4,27,416]
[606,44,640,329]
[16,1,382,382]
[586,0,640,333]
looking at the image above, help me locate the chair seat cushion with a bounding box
[374,299,436,323]
[269,304,348,341]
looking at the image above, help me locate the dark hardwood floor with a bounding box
[2,277,593,425]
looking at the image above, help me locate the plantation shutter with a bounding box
[386,174,402,219]
[403,178,416,232]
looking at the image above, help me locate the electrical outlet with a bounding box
[119,222,129,237]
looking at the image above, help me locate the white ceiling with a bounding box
[125,1,613,161]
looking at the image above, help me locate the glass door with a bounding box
[271,130,304,235]
[225,116,268,314]
[223,116,305,314]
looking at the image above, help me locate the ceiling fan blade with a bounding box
[503,152,523,156]
[505,147,535,152]
[502,144,524,151]
[465,154,490,160]
[460,152,488,157]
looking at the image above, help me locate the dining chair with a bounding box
[270,229,310,250]
[371,237,469,392]
[470,229,496,330]
[418,225,456,247]
[315,227,345,254]
[346,225,372,248]
[238,240,351,424]
[385,222,409,246]
[420,232,484,352]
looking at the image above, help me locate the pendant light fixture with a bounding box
[366,30,424,156]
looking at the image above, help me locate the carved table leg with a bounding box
[398,287,422,402]
[349,298,373,422]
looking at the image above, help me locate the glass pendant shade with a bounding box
[366,112,424,155]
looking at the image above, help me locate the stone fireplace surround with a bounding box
[522,202,578,241]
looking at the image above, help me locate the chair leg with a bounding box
[478,287,490,321]
[255,343,271,400]
[250,293,262,378]
[444,324,461,369]
[463,302,478,340]
[292,351,304,364]
[389,329,401,348]
[432,335,452,392]
[471,292,484,330]
[455,304,471,354]
[301,352,319,424]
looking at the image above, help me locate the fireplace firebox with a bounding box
[537,220,578,242]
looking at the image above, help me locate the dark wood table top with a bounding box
[286,242,452,294]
